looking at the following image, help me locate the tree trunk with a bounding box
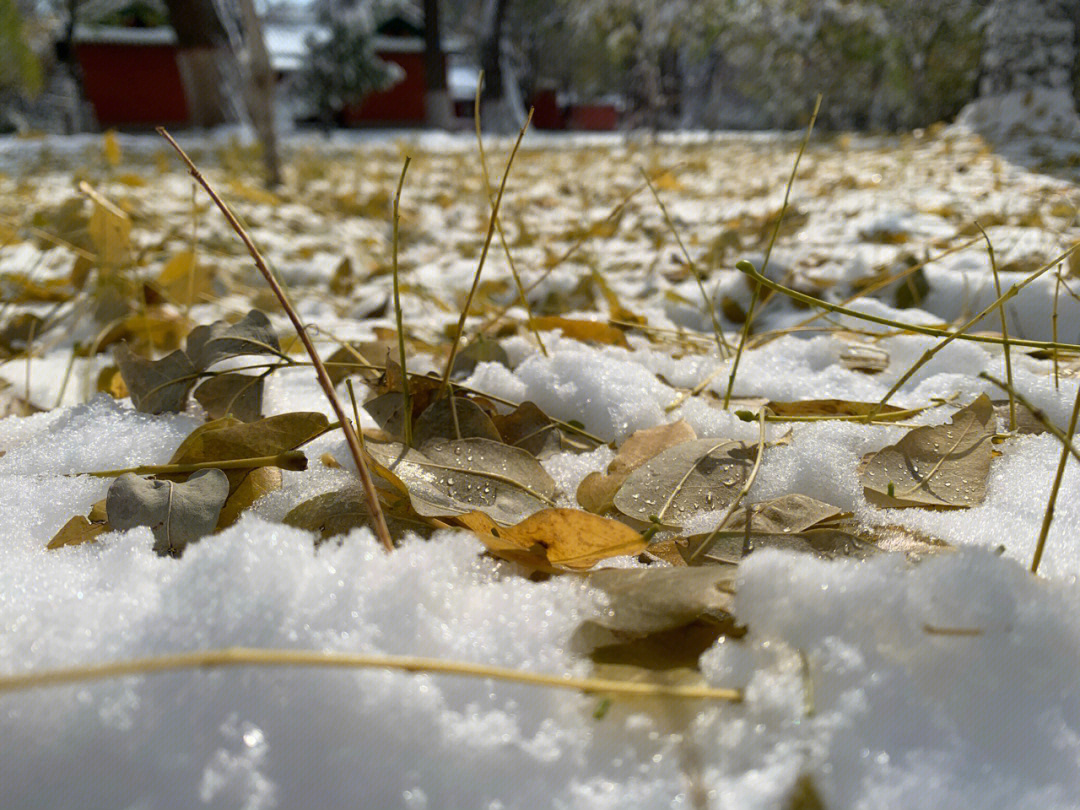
[236,0,282,187]
[423,0,454,129]
[479,0,516,133]
[163,0,234,127]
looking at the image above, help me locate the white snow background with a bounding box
[2,127,1080,809]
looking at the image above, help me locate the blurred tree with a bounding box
[295,1,402,132]
[236,0,282,186]
[478,0,517,132]
[0,0,44,98]
[423,0,454,128]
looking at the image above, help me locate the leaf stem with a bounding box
[440,108,534,396]
[392,156,413,446]
[157,127,395,553]
[79,451,308,478]
[733,256,1080,354]
[1031,373,1080,574]
[0,647,743,702]
[724,95,821,409]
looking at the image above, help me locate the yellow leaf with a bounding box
[103,129,122,167]
[227,180,281,207]
[217,466,282,527]
[455,508,645,571]
[47,515,110,549]
[82,182,131,267]
[528,316,629,348]
[156,250,212,306]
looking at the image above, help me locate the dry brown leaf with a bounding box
[47,515,110,549]
[528,316,629,348]
[106,469,229,556]
[452,507,644,570]
[577,420,696,513]
[859,394,995,509]
[217,466,281,528]
[366,437,554,524]
[193,372,264,422]
[165,412,326,493]
[612,438,754,528]
[113,343,197,413]
[766,399,908,420]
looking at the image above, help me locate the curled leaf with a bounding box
[166,412,328,493]
[106,469,229,556]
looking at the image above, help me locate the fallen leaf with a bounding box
[839,342,889,374]
[156,250,213,306]
[193,372,264,422]
[216,466,281,528]
[686,527,879,566]
[450,335,510,378]
[859,394,995,508]
[47,515,110,549]
[523,509,644,567]
[612,438,755,528]
[86,188,131,267]
[765,399,907,420]
[528,316,629,348]
[587,566,738,634]
[106,469,229,556]
[165,412,327,493]
[991,399,1047,435]
[113,343,197,413]
[578,420,696,513]
[491,400,597,457]
[366,436,554,524]
[186,309,280,371]
[283,484,428,542]
[413,396,502,445]
[720,493,847,535]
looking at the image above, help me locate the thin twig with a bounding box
[1031,374,1080,575]
[392,156,413,446]
[724,95,821,409]
[440,108,534,395]
[976,221,1015,431]
[157,127,395,552]
[687,407,768,563]
[641,167,731,357]
[734,257,1080,354]
[0,647,743,703]
[474,71,547,356]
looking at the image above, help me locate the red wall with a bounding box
[341,51,429,126]
[76,43,190,127]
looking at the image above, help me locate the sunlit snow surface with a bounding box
[2,129,1080,808]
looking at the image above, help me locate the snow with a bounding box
[2,128,1080,808]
